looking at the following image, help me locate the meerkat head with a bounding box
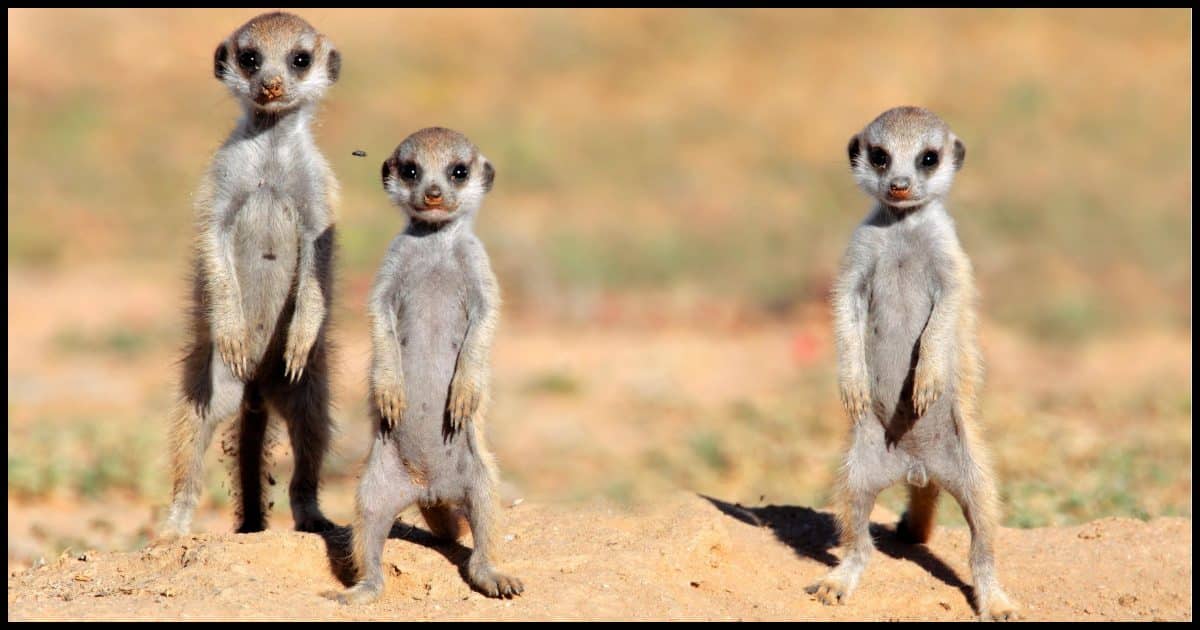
[213,12,340,113]
[380,127,495,224]
[847,107,965,210]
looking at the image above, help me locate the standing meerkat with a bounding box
[808,107,1017,621]
[336,128,523,603]
[161,12,341,537]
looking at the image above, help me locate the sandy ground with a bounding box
[6,493,1191,621]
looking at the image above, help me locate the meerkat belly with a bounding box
[392,271,471,471]
[865,255,934,422]
[232,190,300,357]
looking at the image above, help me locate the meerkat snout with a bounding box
[258,76,285,103]
[423,184,444,207]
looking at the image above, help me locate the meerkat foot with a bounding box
[332,581,383,605]
[155,523,189,542]
[806,575,854,606]
[978,590,1019,621]
[157,504,195,540]
[468,566,524,599]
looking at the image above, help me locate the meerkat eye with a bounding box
[450,164,469,183]
[400,163,421,182]
[920,150,940,169]
[867,147,890,169]
[291,51,311,69]
[237,49,261,73]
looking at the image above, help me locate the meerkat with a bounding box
[807,107,1017,621]
[334,127,523,604]
[160,12,341,537]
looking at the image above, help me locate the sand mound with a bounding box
[7,494,1191,620]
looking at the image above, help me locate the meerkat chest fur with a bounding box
[389,227,476,427]
[862,203,962,428]
[217,113,332,342]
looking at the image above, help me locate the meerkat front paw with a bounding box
[978,590,1019,621]
[215,319,250,380]
[838,371,871,421]
[284,324,318,384]
[912,360,946,417]
[372,367,407,430]
[448,367,484,431]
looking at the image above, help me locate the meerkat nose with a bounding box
[425,186,443,199]
[889,177,912,192]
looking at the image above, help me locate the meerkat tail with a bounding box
[420,505,469,542]
[897,483,941,544]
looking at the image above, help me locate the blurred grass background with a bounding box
[6,9,1191,560]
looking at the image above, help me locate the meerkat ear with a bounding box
[953,137,966,171]
[326,49,341,83]
[481,160,495,193]
[213,41,229,80]
[381,157,396,191]
[847,134,861,169]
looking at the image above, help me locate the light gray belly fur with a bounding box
[232,190,299,359]
[389,244,477,500]
[864,229,955,447]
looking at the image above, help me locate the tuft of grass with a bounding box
[688,432,732,475]
[603,479,635,507]
[522,370,583,396]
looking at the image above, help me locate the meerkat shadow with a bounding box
[701,495,840,567]
[701,495,975,608]
[316,521,472,587]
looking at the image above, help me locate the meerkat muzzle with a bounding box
[422,197,443,209]
[888,189,911,201]
[260,77,285,102]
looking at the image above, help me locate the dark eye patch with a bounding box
[290,50,312,71]
[400,162,421,182]
[918,149,940,170]
[449,163,469,184]
[867,146,890,169]
[236,48,261,74]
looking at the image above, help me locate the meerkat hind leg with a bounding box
[463,477,524,598]
[235,385,271,533]
[336,435,421,605]
[163,350,246,537]
[808,421,902,605]
[269,368,336,533]
[933,440,1018,621]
